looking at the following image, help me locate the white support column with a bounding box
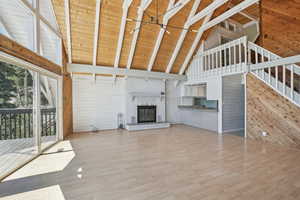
[64,0,72,63]
[92,0,102,66]
[127,0,152,69]
[114,0,133,67]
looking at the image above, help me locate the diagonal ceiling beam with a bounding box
[92,0,102,66]
[179,0,259,75]
[114,0,134,68]
[186,0,230,27]
[127,0,152,69]
[165,0,224,73]
[147,0,191,71]
[64,0,72,63]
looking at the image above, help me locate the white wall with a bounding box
[166,80,220,132]
[72,75,125,132]
[125,77,166,124]
[73,76,166,132]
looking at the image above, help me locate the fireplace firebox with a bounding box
[137,105,156,123]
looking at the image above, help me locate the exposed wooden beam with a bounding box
[126,0,152,69]
[164,0,191,20]
[64,0,72,64]
[147,0,175,71]
[179,13,212,75]
[166,0,209,73]
[114,0,133,68]
[186,0,230,27]
[179,0,259,75]
[68,64,187,80]
[92,0,102,66]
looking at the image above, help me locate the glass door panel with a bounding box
[0,61,38,178]
[40,74,58,151]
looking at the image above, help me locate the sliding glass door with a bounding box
[40,75,58,150]
[0,60,60,179]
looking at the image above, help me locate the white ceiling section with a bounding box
[0,0,62,67]
[40,22,62,65]
[0,0,35,50]
[39,0,60,32]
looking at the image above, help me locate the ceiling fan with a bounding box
[126,0,198,34]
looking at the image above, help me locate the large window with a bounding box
[0,0,62,66]
[0,59,61,179]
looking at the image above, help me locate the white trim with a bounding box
[68,63,187,80]
[165,0,203,73]
[222,128,244,133]
[127,0,152,69]
[64,0,72,63]
[92,0,102,66]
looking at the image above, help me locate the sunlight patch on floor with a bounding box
[0,185,65,200]
[4,141,75,181]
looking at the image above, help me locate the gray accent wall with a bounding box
[222,74,245,132]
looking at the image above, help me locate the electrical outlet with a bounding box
[262,131,268,137]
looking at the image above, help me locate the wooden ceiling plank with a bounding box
[114,0,133,68]
[92,0,101,66]
[64,0,72,63]
[147,0,191,71]
[179,0,259,75]
[166,0,228,73]
[126,0,152,69]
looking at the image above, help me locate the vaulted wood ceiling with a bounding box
[52,0,259,74]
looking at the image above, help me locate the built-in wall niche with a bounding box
[182,84,206,97]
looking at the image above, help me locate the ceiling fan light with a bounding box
[126,18,133,22]
[166,30,171,35]
[192,30,198,33]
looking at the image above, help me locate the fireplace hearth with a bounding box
[137,105,156,123]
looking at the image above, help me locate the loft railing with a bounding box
[187,36,248,82]
[0,108,56,140]
[248,42,300,105]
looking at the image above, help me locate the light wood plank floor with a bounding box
[1,125,300,200]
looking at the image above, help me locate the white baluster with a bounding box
[255,47,258,74]
[291,65,294,100]
[268,53,271,84]
[283,64,286,96]
[234,42,237,72]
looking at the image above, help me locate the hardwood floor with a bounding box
[1,125,300,200]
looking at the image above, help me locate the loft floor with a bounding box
[1,125,300,200]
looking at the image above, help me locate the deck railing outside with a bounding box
[0,108,56,140]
